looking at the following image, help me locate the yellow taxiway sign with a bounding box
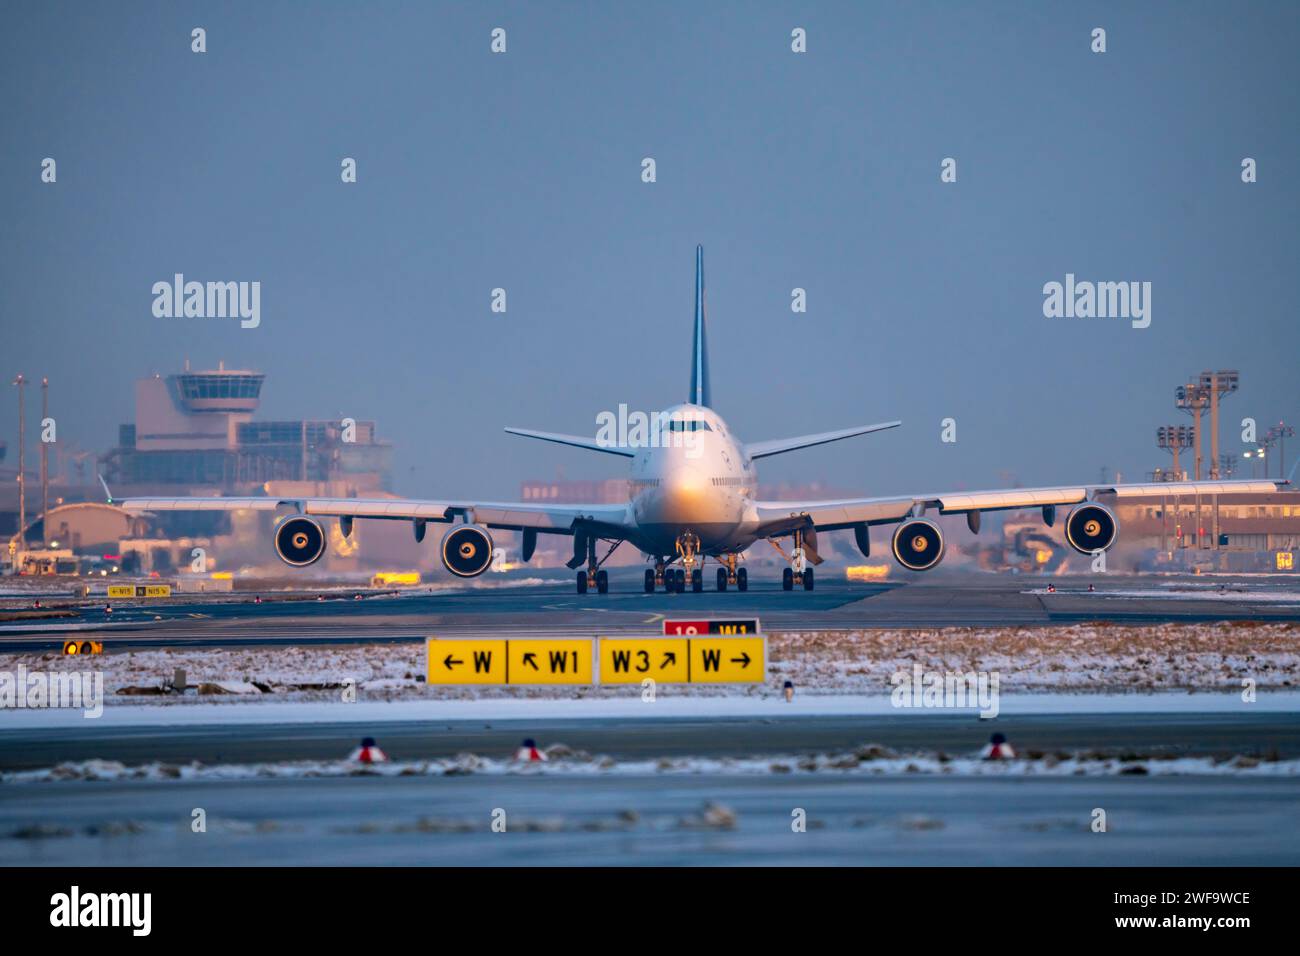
[507,639,593,684]
[426,638,507,684]
[107,584,172,598]
[599,638,689,683]
[689,637,765,683]
[427,636,764,685]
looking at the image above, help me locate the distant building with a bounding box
[101,365,391,493]
[1115,492,1300,557]
[986,491,1300,573]
[520,478,628,504]
[8,363,411,576]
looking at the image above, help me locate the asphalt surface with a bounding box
[4,701,1298,866]
[1,712,1297,771]
[4,772,1298,866]
[2,572,1298,652]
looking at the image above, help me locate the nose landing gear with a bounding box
[675,531,701,576]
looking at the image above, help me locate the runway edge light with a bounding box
[63,640,103,656]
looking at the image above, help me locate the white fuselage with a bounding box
[625,403,761,557]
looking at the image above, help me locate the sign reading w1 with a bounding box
[663,618,760,635]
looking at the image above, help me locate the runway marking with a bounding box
[643,613,665,625]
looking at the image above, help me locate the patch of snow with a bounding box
[2,689,1298,731]
[6,749,1297,786]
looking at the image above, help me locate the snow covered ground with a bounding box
[1026,584,1300,603]
[4,689,1298,732]
[2,622,1295,712]
[6,744,1297,786]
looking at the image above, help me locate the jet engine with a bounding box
[891,518,945,571]
[274,515,326,567]
[441,524,494,577]
[1064,503,1118,555]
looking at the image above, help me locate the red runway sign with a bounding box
[662,618,760,636]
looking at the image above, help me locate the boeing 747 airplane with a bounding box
[115,248,1287,594]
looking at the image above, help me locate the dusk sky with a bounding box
[4,1,1298,500]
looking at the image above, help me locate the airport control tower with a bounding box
[133,362,266,454]
[102,362,391,493]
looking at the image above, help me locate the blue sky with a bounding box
[3,1,1297,498]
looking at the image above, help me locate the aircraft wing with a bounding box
[116,494,633,536]
[755,479,1290,535]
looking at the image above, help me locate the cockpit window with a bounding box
[667,420,712,432]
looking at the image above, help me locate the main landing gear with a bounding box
[638,534,754,596]
[640,531,703,594]
[576,537,620,594]
[775,529,815,591]
[781,566,814,591]
[577,568,608,595]
[647,563,691,593]
[715,553,747,592]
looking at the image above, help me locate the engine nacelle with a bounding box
[891,518,945,571]
[441,524,494,577]
[1064,503,1118,555]
[274,515,326,567]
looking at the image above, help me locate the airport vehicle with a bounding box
[112,248,1288,594]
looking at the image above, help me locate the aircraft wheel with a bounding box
[645,569,656,593]
[782,568,794,591]
[596,569,609,594]
[675,569,686,592]
[716,568,728,591]
[737,567,748,591]
[692,569,703,592]
[803,566,815,591]
[577,571,588,595]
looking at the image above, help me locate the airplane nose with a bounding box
[666,465,706,496]
[657,466,708,522]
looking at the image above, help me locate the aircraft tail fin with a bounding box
[689,245,711,407]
